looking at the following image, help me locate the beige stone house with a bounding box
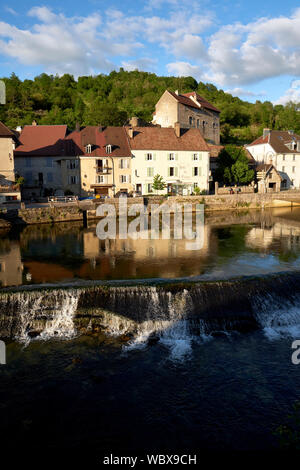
[0,121,21,202]
[256,164,282,193]
[63,126,133,197]
[152,90,220,145]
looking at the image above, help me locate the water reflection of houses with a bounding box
[82,221,213,278]
[245,210,300,250]
[0,242,23,286]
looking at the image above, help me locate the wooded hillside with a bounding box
[1,70,299,144]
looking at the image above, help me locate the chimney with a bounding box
[174,122,180,138]
[175,90,179,95]
[263,128,270,138]
[32,120,37,126]
[130,116,139,127]
[127,127,133,138]
[75,122,80,132]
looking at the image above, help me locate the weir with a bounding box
[1,272,300,345]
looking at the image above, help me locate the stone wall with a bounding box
[17,205,83,224]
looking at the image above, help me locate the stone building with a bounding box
[63,126,133,197]
[152,90,220,145]
[0,121,21,202]
[128,124,210,195]
[246,129,300,189]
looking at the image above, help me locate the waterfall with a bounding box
[2,272,300,353]
[252,292,300,339]
[0,289,80,344]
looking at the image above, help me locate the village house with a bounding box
[127,123,210,195]
[63,125,133,197]
[246,129,300,189]
[0,121,21,202]
[152,90,220,145]
[14,123,68,198]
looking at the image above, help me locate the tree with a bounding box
[216,145,254,185]
[152,174,166,193]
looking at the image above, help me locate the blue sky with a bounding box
[1,0,300,104]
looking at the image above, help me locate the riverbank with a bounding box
[1,190,300,226]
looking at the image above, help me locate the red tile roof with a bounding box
[0,121,14,138]
[65,126,131,157]
[248,130,300,154]
[14,125,68,156]
[128,127,210,151]
[168,91,220,113]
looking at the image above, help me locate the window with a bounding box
[282,166,285,172]
[106,144,112,154]
[193,183,199,189]
[86,144,92,154]
[67,159,78,169]
[120,158,129,169]
[97,175,107,184]
[283,155,285,161]
[193,153,199,161]
[168,167,179,177]
[293,166,295,173]
[293,155,296,161]
[189,116,193,126]
[147,153,153,161]
[147,167,154,177]
[197,119,200,128]
[169,153,175,160]
[193,167,198,176]
[45,157,53,168]
[147,184,152,193]
[68,175,78,184]
[120,175,131,183]
[47,173,53,183]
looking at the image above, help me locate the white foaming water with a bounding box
[39,291,79,340]
[14,290,80,343]
[254,294,300,340]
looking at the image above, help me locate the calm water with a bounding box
[2,207,300,286]
[1,208,300,462]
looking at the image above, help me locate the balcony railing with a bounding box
[94,166,111,174]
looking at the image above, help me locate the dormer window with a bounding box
[86,144,92,154]
[106,144,112,154]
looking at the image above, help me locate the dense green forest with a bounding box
[1,69,299,144]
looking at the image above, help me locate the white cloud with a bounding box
[166,61,202,80]
[0,7,141,76]
[275,80,300,105]
[121,58,157,72]
[207,8,300,86]
[225,87,266,98]
[4,6,17,16]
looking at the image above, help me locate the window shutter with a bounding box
[175,153,178,160]
[75,159,79,168]
[66,160,70,169]
[175,167,178,177]
[145,154,147,160]
[76,176,79,184]
[199,154,202,161]
[168,168,170,177]
[68,175,71,184]
[129,175,131,183]
[191,154,194,161]
[199,168,202,176]
[153,153,156,161]
[119,175,122,183]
